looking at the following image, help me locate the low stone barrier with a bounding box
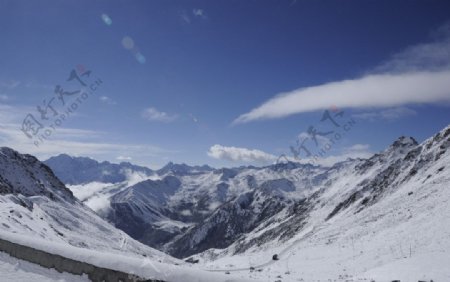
[0,237,164,282]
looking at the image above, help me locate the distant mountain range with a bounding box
[1,124,449,281]
[0,147,247,281]
[44,154,155,185]
[43,124,450,273]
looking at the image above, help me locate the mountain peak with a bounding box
[0,147,74,201]
[157,162,214,175]
[391,136,418,148]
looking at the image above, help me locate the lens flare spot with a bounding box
[121,36,134,50]
[135,53,146,64]
[101,14,112,26]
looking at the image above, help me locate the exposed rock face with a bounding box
[0,147,74,201]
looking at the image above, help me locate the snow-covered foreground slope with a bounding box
[0,147,253,282]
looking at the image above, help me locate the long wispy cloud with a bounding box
[233,24,450,124]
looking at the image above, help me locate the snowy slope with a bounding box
[0,147,172,261]
[0,147,259,282]
[196,125,450,282]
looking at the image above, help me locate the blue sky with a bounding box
[1,0,450,169]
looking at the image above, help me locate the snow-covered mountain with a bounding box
[157,162,214,176]
[46,153,328,257]
[44,154,155,185]
[42,124,450,281]
[0,147,171,260]
[196,125,450,281]
[0,147,255,282]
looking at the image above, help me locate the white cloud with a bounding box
[180,210,192,216]
[234,70,450,124]
[345,144,370,152]
[180,8,207,24]
[122,169,159,186]
[117,155,132,161]
[68,182,113,201]
[207,144,276,164]
[0,104,172,165]
[353,107,417,121]
[233,25,450,124]
[84,194,112,215]
[141,107,178,123]
[192,8,206,19]
[0,104,34,123]
[99,96,117,105]
[375,24,450,73]
[1,128,164,161]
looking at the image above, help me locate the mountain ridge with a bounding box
[42,125,450,271]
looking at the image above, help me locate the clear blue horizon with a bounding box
[1,0,450,169]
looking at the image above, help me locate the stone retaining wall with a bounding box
[0,237,164,282]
